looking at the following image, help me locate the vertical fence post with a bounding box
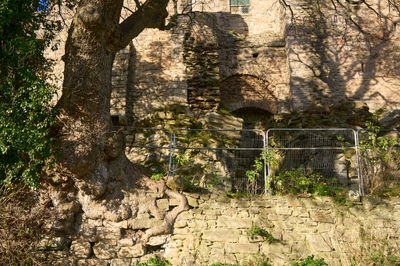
[266,129,271,196]
[263,130,267,196]
[354,129,365,196]
[171,130,177,176]
[168,129,173,177]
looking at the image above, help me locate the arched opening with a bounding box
[232,106,273,130]
[219,74,278,118]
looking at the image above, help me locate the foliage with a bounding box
[375,180,400,198]
[174,152,190,167]
[291,255,327,266]
[247,225,280,243]
[246,150,278,194]
[358,119,400,194]
[134,256,172,266]
[271,168,336,196]
[150,172,164,181]
[332,189,355,208]
[0,0,57,189]
[370,249,400,266]
[242,253,271,266]
[350,241,400,266]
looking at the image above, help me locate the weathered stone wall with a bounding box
[53,193,400,265]
[286,0,400,112]
[47,0,400,122]
[164,195,400,265]
[110,0,290,121]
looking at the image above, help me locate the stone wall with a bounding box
[110,0,290,122]
[164,195,400,265]
[52,193,400,265]
[47,0,400,122]
[286,0,400,112]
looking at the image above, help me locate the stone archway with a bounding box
[219,74,278,114]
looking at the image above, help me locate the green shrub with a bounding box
[0,0,57,189]
[271,168,336,196]
[247,225,280,243]
[135,256,172,266]
[358,121,400,194]
[291,255,327,266]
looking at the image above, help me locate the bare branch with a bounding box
[134,0,141,9]
[279,0,295,25]
[122,5,135,15]
[108,0,169,52]
[362,0,384,18]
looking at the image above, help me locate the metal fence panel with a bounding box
[109,126,400,196]
[266,128,362,195]
[172,128,266,194]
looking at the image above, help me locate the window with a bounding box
[230,0,250,14]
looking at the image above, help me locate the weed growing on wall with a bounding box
[247,225,280,243]
[134,256,172,266]
[291,255,327,266]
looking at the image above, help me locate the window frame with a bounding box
[230,0,250,14]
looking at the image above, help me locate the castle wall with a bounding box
[286,0,400,112]
[46,0,400,122]
[51,193,400,265]
[109,0,400,123]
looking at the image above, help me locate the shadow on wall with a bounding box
[288,0,400,119]
[220,74,278,116]
[182,12,248,111]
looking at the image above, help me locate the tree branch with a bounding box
[108,0,169,52]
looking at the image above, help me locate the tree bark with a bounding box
[46,0,187,236]
[56,0,169,187]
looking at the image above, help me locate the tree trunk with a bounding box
[44,0,188,240]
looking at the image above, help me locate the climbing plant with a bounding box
[0,0,57,189]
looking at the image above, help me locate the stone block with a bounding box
[217,216,252,229]
[311,211,334,224]
[156,199,170,210]
[275,206,293,216]
[118,244,145,258]
[119,238,134,247]
[70,240,92,258]
[78,224,97,242]
[103,220,128,229]
[187,197,199,207]
[306,234,333,252]
[97,226,121,240]
[110,258,132,266]
[202,209,221,216]
[225,243,260,254]
[147,235,169,246]
[251,200,270,207]
[77,258,108,265]
[174,220,187,228]
[202,229,240,242]
[87,218,103,226]
[128,217,163,230]
[236,201,251,208]
[93,243,116,260]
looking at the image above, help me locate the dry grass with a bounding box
[0,185,55,265]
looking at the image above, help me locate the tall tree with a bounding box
[46,0,189,240]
